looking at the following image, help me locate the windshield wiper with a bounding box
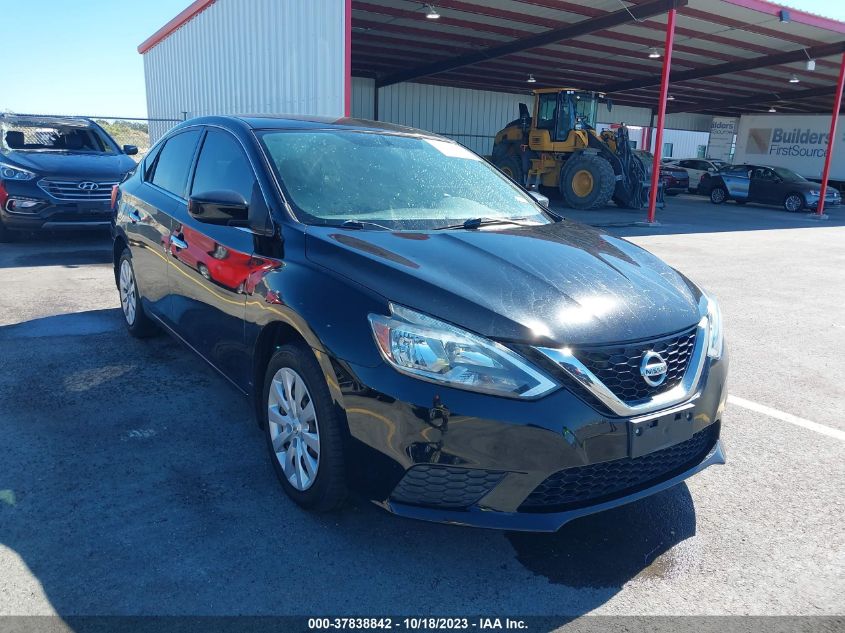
[324,219,392,231]
[434,217,535,231]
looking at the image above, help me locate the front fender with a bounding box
[243,229,389,396]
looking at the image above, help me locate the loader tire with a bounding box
[560,154,615,210]
[495,155,524,185]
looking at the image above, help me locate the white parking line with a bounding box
[728,395,845,442]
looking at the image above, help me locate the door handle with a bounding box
[170,234,188,250]
[128,209,142,223]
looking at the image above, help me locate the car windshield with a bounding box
[258,130,551,230]
[1,118,115,154]
[772,166,807,182]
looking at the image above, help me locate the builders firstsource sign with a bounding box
[734,114,845,179]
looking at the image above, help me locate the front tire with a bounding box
[263,343,347,511]
[784,193,804,212]
[117,250,158,338]
[559,154,615,210]
[710,186,728,204]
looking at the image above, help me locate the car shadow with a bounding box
[0,230,112,269]
[554,194,845,237]
[0,309,698,623]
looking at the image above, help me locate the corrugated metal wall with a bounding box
[351,78,712,156]
[351,78,528,155]
[143,0,346,142]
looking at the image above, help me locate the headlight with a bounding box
[368,304,558,399]
[808,190,821,196]
[704,293,724,359]
[0,162,36,181]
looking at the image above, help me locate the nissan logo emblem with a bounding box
[640,351,668,387]
[78,181,99,191]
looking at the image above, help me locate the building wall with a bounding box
[351,78,527,155]
[351,79,712,157]
[143,0,346,142]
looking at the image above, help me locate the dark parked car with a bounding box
[0,114,139,241]
[634,150,689,195]
[708,164,841,212]
[113,116,728,531]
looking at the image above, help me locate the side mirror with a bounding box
[123,145,139,156]
[189,190,249,226]
[529,190,550,207]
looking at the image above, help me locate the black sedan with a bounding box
[112,115,728,531]
[708,164,841,212]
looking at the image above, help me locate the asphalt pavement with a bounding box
[0,196,843,624]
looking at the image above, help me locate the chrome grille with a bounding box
[37,179,117,202]
[574,326,698,404]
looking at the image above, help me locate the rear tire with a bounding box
[495,155,524,185]
[559,154,615,210]
[710,186,728,204]
[263,343,347,512]
[117,250,158,338]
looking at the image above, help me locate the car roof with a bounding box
[182,114,442,138]
[0,114,95,128]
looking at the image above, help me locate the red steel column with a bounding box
[816,52,845,216]
[646,8,677,223]
[344,0,352,117]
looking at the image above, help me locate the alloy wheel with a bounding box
[711,188,726,203]
[268,367,320,491]
[785,194,802,212]
[119,259,137,326]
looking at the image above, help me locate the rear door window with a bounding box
[150,130,202,198]
[190,129,256,203]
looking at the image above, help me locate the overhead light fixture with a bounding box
[648,47,661,59]
[806,59,816,71]
[768,106,777,112]
[667,94,675,101]
[425,4,440,19]
[527,74,536,83]
[789,74,800,84]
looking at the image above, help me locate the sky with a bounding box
[4,0,845,121]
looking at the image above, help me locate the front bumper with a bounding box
[1,181,113,231]
[387,440,725,531]
[337,346,729,531]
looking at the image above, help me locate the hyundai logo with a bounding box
[640,351,668,387]
[78,181,99,191]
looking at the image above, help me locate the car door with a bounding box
[679,160,703,188]
[167,127,260,388]
[749,167,779,204]
[124,129,202,321]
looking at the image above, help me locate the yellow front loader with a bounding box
[492,88,661,210]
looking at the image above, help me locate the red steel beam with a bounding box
[816,52,845,216]
[647,8,677,224]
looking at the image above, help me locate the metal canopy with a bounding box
[351,0,845,115]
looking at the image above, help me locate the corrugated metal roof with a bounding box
[139,0,845,116]
[348,0,845,115]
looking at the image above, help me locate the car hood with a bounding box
[788,180,836,193]
[305,221,702,347]
[3,151,136,179]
